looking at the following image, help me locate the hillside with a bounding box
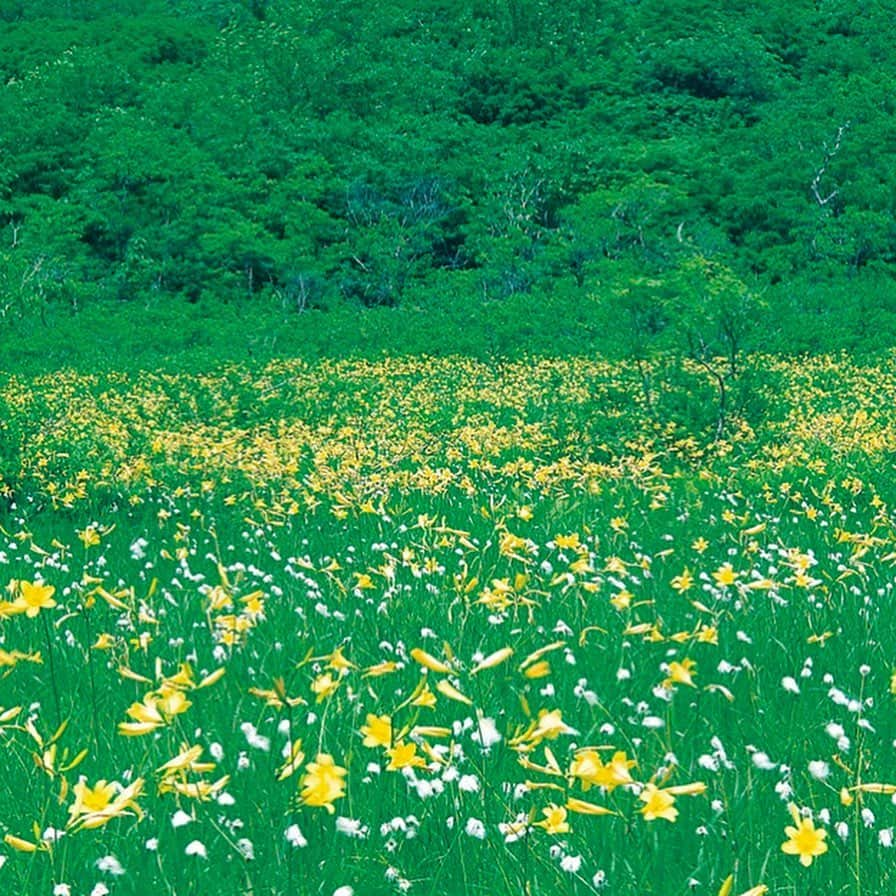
[1,0,895,355]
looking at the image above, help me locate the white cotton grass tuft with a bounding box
[96,856,125,876]
[335,817,369,839]
[470,716,502,750]
[239,722,271,752]
[458,774,480,793]
[751,751,776,771]
[171,809,192,828]
[285,824,307,848]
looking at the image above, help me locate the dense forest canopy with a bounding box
[1,0,894,347]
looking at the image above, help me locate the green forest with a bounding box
[2,0,895,359]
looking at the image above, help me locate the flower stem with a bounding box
[41,611,62,728]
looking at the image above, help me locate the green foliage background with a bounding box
[1,0,895,355]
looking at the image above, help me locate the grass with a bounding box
[2,328,896,895]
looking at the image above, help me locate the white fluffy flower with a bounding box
[825,721,845,739]
[470,716,502,750]
[458,774,480,793]
[239,722,270,752]
[184,840,207,858]
[285,824,307,848]
[171,809,193,828]
[335,817,369,839]
[96,856,124,876]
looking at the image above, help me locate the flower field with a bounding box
[2,352,896,895]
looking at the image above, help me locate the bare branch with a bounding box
[810,122,850,208]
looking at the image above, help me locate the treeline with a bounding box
[1,0,895,326]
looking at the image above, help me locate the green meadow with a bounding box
[3,335,896,896]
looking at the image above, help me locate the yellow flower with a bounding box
[411,683,437,708]
[67,777,145,830]
[360,713,392,748]
[77,527,101,548]
[523,660,551,679]
[565,797,616,816]
[604,750,637,788]
[695,624,718,644]
[277,740,306,781]
[570,749,636,792]
[518,641,565,673]
[610,589,633,611]
[781,805,828,866]
[0,648,41,667]
[362,660,399,678]
[4,833,44,852]
[532,709,578,741]
[638,784,678,822]
[155,686,191,718]
[671,569,694,592]
[534,803,570,834]
[118,695,165,736]
[663,658,697,689]
[386,741,426,771]
[569,749,603,789]
[410,647,453,674]
[14,580,57,618]
[470,647,513,675]
[163,775,230,801]
[157,744,215,776]
[68,779,118,821]
[327,646,356,671]
[310,672,340,703]
[299,753,347,813]
[435,679,472,705]
[712,563,738,587]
